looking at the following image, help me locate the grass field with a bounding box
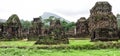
[0,48,120,56]
[0,40,93,47]
[0,39,120,56]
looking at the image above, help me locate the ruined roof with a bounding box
[88,1,115,21]
[50,19,62,29]
[6,14,21,27]
[88,1,118,33]
[33,16,42,23]
[32,17,43,28]
[77,17,86,22]
[90,1,112,15]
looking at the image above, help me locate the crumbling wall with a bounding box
[28,17,43,40]
[76,17,89,37]
[87,1,118,41]
[35,19,69,44]
[3,14,22,40]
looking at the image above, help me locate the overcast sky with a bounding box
[0,0,120,22]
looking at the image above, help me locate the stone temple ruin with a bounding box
[0,1,120,43]
[29,17,43,40]
[0,14,22,40]
[88,1,119,41]
[76,17,89,37]
[32,17,42,35]
[35,19,69,44]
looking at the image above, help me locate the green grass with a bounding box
[0,39,93,47]
[0,39,120,56]
[0,41,35,47]
[0,39,94,49]
[0,48,120,56]
[69,40,94,46]
[0,39,120,49]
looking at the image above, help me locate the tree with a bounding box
[61,20,75,32]
[43,16,75,31]
[20,20,32,29]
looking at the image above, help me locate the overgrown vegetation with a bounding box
[1,39,120,56]
[20,16,75,31]
[1,16,120,56]
[20,20,32,29]
[0,39,120,49]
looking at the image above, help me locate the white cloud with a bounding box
[0,0,119,22]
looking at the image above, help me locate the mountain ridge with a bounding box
[41,12,70,22]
